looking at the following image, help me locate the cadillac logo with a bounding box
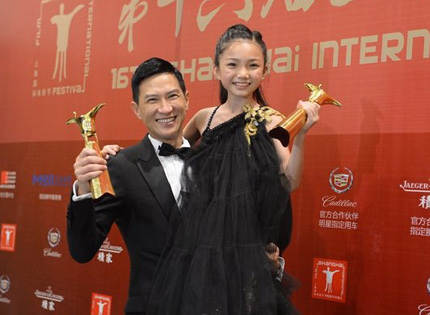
[0,275,10,294]
[47,228,61,248]
[329,167,353,194]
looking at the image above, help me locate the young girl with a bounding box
[147,24,320,315]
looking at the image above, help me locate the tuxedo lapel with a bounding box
[136,136,179,221]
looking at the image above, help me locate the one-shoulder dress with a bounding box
[147,106,298,315]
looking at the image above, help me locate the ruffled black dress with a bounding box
[147,106,297,315]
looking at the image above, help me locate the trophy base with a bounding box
[269,127,291,147]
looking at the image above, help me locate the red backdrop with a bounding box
[1,0,430,314]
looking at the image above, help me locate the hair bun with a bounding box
[252,30,263,41]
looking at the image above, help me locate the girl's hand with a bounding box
[101,144,123,159]
[297,100,321,132]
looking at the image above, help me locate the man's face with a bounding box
[131,73,189,146]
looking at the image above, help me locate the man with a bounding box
[67,57,285,314]
[67,57,190,314]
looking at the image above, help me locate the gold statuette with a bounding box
[268,83,341,147]
[66,103,115,199]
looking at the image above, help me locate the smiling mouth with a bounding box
[233,82,250,87]
[156,116,176,124]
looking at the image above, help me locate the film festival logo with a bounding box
[97,237,124,264]
[311,258,348,303]
[43,228,62,258]
[0,275,11,304]
[34,286,64,312]
[33,0,94,97]
[399,179,430,211]
[91,292,112,315]
[0,224,17,252]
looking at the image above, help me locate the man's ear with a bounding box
[184,91,190,111]
[130,101,141,119]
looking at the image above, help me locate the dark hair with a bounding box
[214,24,268,106]
[131,57,186,103]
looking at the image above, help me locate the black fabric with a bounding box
[158,142,191,159]
[67,136,179,314]
[147,111,298,315]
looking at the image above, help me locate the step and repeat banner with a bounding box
[1,0,430,314]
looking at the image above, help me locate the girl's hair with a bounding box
[214,24,269,106]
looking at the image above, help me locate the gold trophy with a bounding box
[66,103,115,199]
[269,83,342,147]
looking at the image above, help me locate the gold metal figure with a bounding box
[66,103,115,199]
[243,104,276,146]
[269,83,342,147]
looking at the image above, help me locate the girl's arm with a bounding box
[268,101,320,191]
[183,107,214,146]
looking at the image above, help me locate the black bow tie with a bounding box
[158,142,190,159]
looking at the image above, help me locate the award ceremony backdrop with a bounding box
[1,0,430,314]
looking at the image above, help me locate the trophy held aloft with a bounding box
[269,83,342,147]
[66,103,115,199]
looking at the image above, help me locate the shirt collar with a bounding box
[148,134,190,155]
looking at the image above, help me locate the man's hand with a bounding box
[73,148,107,195]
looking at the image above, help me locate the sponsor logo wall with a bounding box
[1,0,430,313]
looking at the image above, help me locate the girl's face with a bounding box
[214,40,265,103]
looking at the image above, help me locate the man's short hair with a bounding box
[131,57,186,103]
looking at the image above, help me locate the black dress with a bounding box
[147,106,298,315]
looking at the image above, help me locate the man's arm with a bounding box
[67,192,120,263]
[66,148,122,263]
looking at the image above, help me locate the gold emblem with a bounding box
[243,104,276,146]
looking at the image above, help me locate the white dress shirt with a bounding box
[148,135,190,204]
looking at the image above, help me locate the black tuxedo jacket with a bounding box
[67,135,179,314]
